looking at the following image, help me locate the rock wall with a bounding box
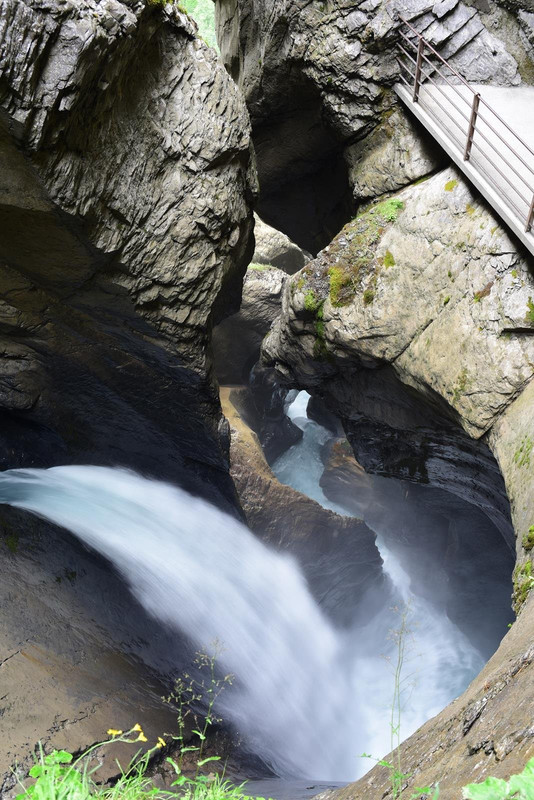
[0,0,255,785]
[261,166,534,793]
[0,0,256,501]
[215,0,526,252]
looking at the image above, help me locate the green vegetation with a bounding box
[466,203,476,216]
[452,368,468,405]
[443,296,450,306]
[362,608,439,799]
[14,741,267,800]
[14,649,267,800]
[522,525,534,551]
[526,297,534,324]
[513,436,533,468]
[363,289,375,305]
[512,269,518,279]
[328,265,352,306]
[513,560,534,613]
[304,289,321,313]
[444,179,458,192]
[384,250,395,268]
[463,758,534,799]
[181,0,217,48]
[146,0,217,48]
[326,197,404,307]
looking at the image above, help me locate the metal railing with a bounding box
[397,16,534,234]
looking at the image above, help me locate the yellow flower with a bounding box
[132,723,142,732]
[107,729,123,736]
[137,732,148,742]
[156,737,166,749]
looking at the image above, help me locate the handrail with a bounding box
[397,15,534,233]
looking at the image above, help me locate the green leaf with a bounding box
[462,776,510,799]
[44,750,73,764]
[197,756,221,766]
[28,765,43,778]
[508,771,534,799]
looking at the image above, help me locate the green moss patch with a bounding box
[523,525,534,551]
[513,560,534,613]
[326,197,404,307]
[304,289,321,313]
[526,297,534,324]
[514,435,533,468]
[383,250,395,268]
[444,179,458,192]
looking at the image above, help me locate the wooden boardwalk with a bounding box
[395,22,534,258]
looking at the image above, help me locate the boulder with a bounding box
[252,215,311,274]
[213,265,287,384]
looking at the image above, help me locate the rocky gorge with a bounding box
[1,0,534,797]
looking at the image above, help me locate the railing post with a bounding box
[464,92,480,161]
[412,37,424,102]
[526,194,534,233]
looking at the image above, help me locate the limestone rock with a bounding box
[216,0,522,251]
[346,109,447,204]
[213,265,287,384]
[263,167,534,440]
[253,215,311,274]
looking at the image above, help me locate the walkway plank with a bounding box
[395,82,534,258]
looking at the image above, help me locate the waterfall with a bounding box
[0,464,359,780]
[0,450,483,780]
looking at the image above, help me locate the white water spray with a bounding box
[0,410,484,781]
[0,465,360,780]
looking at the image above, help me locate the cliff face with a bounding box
[261,167,534,793]
[215,0,527,252]
[0,0,255,503]
[0,0,255,785]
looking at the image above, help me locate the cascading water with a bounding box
[272,391,485,764]
[0,395,489,782]
[0,464,361,781]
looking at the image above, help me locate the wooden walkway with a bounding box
[395,20,534,258]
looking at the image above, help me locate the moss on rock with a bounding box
[325,197,404,307]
